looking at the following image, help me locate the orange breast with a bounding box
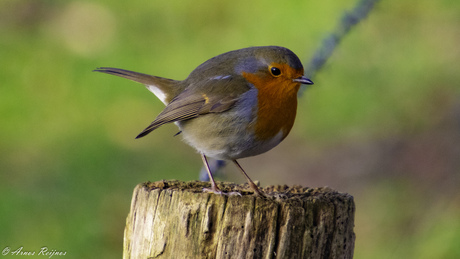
[242,64,302,141]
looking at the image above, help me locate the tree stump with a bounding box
[123,180,355,259]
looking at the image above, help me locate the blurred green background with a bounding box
[1,0,459,258]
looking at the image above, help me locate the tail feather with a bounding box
[93,67,183,104]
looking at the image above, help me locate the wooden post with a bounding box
[123,180,355,259]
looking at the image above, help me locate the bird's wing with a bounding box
[136,78,247,138]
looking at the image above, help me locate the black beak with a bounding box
[293,76,313,85]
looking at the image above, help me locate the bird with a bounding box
[94,46,313,196]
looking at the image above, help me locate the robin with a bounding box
[94,46,313,196]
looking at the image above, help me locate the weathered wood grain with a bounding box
[123,180,355,259]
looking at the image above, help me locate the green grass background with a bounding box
[1,0,459,258]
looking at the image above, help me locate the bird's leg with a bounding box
[201,154,222,194]
[233,160,265,196]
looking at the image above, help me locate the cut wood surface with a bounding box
[123,180,355,259]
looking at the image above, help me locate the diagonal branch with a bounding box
[301,0,381,94]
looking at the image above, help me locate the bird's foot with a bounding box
[202,188,242,196]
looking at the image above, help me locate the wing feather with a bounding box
[136,78,247,138]
[136,97,205,138]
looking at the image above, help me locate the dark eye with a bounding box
[270,67,281,76]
